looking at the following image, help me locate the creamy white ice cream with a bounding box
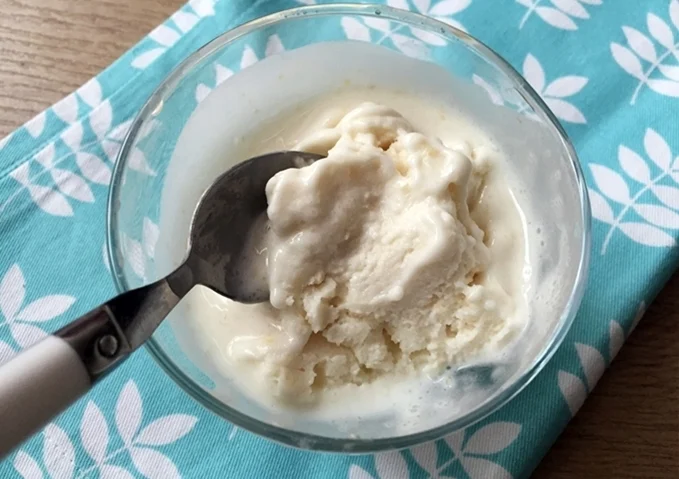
[210,100,526,404]
[160,42,579,436]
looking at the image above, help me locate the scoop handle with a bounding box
[0,335,91,458]
[0,276,182,458]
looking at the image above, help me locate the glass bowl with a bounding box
[107,3,590,453]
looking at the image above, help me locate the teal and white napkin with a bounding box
[1,1,676,477]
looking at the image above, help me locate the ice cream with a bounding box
[159,41,581,437]
[214,101,525,404]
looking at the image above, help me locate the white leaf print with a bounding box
[172,11,199,33]
[49,168,95,203]
[429,0,471,15]
[409,442,437,475]
[609,320,625,360]
[132,48,166,69]
[611,43,645,80]
[576,338,611,383]
[579,0,601,4]
[81,402,109,464]
[515,0,532,6]
[647,14,674,50]
[240,46,258,69]
[588,189,615,224]
[374,451,408,479]
[103,243,111,272]
[100,466,135,479]
[130,448,180,479]
[53,93,78,124]
[91,100,113,140]
[413,0,430,12]
[622,27,657,63]
[10,165,74,217]
[348,465,374,479]
[444,429,465,455]
[78,78,103,108]
[25,112,46,138]
[43,424,75,479]
[33,184,74,216]
[590,164,630,204]
[61,122,83,152]
[195,84,211,103]
[363,17,391,33]
[551,0,588,19]
[14,451,43,479]
[189,0,215,17]
[633,203,679,228]
[387,0,409,10]
[11,162,31,186]
[123,235,145,279]
[116,380,143,446]
[644,128,672,170]
[0,340,16,363]
[545,98,586,123]
[558,370,587,416]
[77,153,112,185]
[410,27,446,46]
[34,143,56,169]
[129,147,155,176]
[215,64,233,85]
[648,79,679,97]
[463,422,521,454]
[16,295,75,323]
[536,7,577,30]
[38,144,64,176]
[10,323,47,348]
[461,457,512,479]
[265,35,285,57]
[149,24,181,47]
[672,0,679,31]
[142,218,160,259]
[650,185,679,210]
[342,17,371,42]
[543,76,588,97]
[619,145,651,184]
[658,64,679,82]
[108,120,133,141]
[575,343,605,391]
[523,54,545,93]
[472,75,503,105]
[619,222,676,247]
[102,140,120,163]
[135,414,197,446]
[0,264,25,321]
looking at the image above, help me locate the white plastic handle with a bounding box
[0,277,181,458]
[0,336,91,457]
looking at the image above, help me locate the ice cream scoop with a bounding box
[0,150,323,458]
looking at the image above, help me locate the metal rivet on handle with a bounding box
[97,335,119,358]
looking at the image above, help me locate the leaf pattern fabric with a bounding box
[0,0,674,477]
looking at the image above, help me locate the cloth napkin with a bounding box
[0,0,676,477]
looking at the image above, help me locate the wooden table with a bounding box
[1,1,677,477]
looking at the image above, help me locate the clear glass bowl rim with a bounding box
[107,3,592,453]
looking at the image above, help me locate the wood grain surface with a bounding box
[1,1,677,477]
